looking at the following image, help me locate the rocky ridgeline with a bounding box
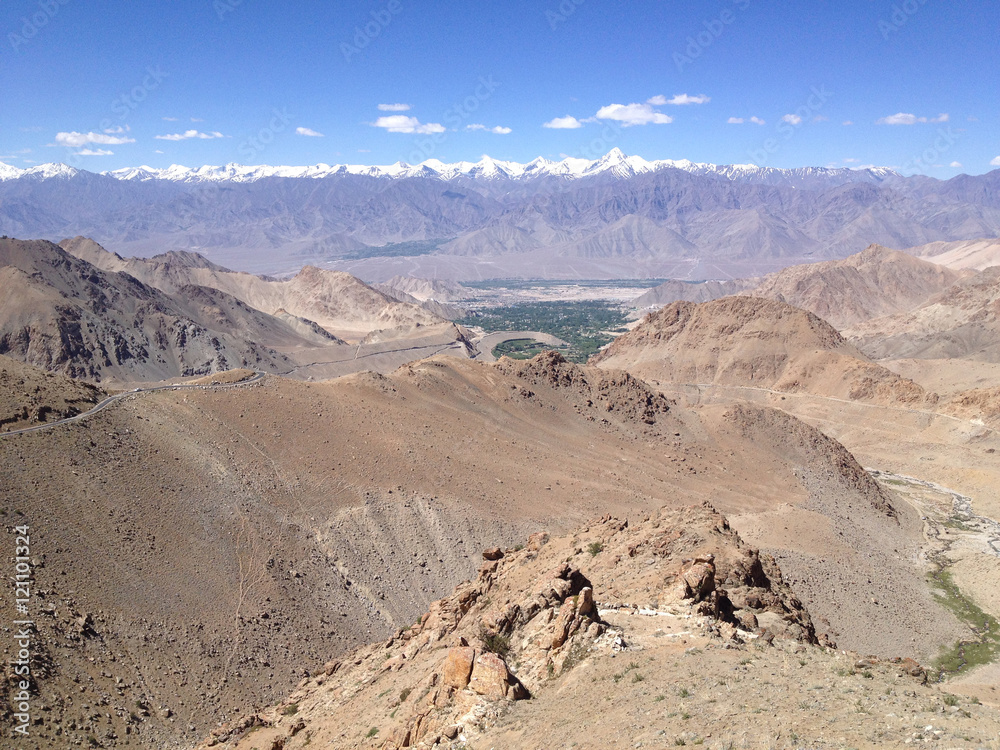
[495,350,675,428]
[195,503,827,750]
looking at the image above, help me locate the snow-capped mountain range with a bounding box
[0,148,897,185]
[1,147,996,281]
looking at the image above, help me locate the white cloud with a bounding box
[155,130,225,141]
[543,115,584,129]
[191,117,204,122]
[371,115,445,134]
[75,148,114,156]
[296,127,324,137]
[843,120,854,126]
[54,131,136,147]
[950,161,962,168]
[728,116,765,125]
[813,115,829,122]
[750,116,765,125]
[155,150,164,154]
[466,124,512,134]
[162,116,179,122]
[103,125,129,134]
[843,158,860,163]
[595,102,673,127]
[664,93,710,105]
[877,112,950,125]
[991,156,1000,167]
[782,114,803,126]
[378,103,411,112]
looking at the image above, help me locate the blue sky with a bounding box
[1,0,997,175]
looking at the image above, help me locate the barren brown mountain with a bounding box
[745,244,970,329]
[60,236,446,342]
[0,351,958,749]
[910,237,1000,271]
[847,266,1000,362]
[593,296,929,405]
[0,238,319,382]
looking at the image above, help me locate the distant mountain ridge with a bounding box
[1,150,998,278]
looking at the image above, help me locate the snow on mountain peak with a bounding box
[0,151,901,186]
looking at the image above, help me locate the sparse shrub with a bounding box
[587,541,604,556]
[626,661,640,672]
[282,702,299,716]
[943,694,959,706]
[366,727,379,738]
[478,624,511,660]
[655,694,666,702]
[632,673,645,683]
[678,687,691,698]
[399,687,411,702]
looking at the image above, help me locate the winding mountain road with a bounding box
[0,371,265,438]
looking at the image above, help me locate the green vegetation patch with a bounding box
[458,300,629,363]
[491,338,553,360]
[930,568,1000,679]
[343,238,449,260]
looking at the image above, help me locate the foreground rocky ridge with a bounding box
[194,504,1000,750]
[194,503,820,750]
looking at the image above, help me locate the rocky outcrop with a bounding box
[194,502,822,750]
